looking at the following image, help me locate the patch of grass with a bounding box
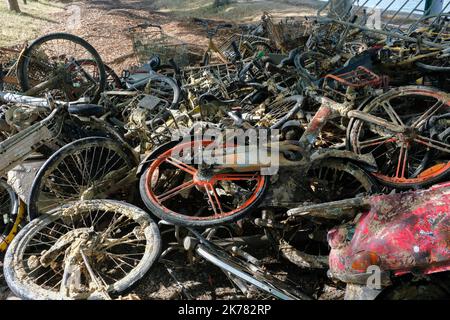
[0,0,65,47]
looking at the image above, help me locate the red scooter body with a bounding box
[328,182,450,288]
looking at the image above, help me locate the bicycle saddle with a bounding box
[68,104,106,117]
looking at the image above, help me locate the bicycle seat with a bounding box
[68,104,106,117]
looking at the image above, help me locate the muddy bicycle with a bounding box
[12,33,107,103]
[0,92,141,222]
[4,199,162,300]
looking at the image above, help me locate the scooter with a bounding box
[289,182,450,299]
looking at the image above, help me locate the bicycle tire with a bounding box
[17,33,106,102]
[294,51,329,81]
[28,136,139,220]
[416,61,450,73]
[144,74,181,110]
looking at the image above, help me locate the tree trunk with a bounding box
[5,0,21,12]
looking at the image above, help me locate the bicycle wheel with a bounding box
[348,86,450,188]
[17,33,106,102]
[144,74,180,110]
[4,199,161,300]
[0,180,26,252]
[140,140,269,227]
[28,137,139,220]
[265,159,378,269]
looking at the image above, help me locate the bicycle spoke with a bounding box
[381,101,405,126]
[412,99,446,128]
[164,157,198,175]
[157,180,195,203]
[357,135,396,150]
[204,184,224,216]
[395,143,409,179]
[415,135,450,153]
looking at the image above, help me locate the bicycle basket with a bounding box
[127,25,190,67]
[322,66,384,102]
[262,12,309,52]
[217,33,272,60]
[181,62,238,98]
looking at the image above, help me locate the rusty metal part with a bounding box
[287,197,371,220]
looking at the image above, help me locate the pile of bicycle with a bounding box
[0,5,449,300]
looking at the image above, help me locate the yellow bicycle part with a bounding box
[0,200,26,252]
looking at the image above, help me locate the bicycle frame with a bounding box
[186,228,311,300]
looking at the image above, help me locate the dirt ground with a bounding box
[34,0,322,72]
